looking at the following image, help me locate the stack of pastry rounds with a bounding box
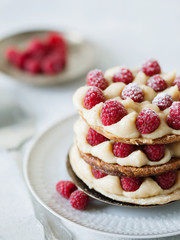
[70,61,180,206]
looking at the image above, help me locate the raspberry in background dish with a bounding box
[5,32,67,75]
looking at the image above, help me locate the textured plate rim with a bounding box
[24,114,180,239]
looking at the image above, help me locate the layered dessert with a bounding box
[70,59,180,205]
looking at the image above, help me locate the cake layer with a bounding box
[75,118,180,168]
[69,143,180,205]
[73,67,180,144]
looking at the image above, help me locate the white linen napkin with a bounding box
[0,150,44,240]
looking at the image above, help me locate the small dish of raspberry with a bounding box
[5,32,67,75]
[0,29,96,85]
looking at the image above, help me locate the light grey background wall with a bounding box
[0,0,179,127]
[0,0,180,71]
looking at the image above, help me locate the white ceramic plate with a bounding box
[24,114,180,239]
[0,30,97,86]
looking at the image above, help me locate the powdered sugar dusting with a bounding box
[101,99,127,126]
[112,67,134,84]
[87,69,108,90]
[83,86,105,109]
[136,108,160,134]
[141,59,161,76]
[173,76,180,91]
[152,93,173,110]
[147,75,167,92]
[121,83,144,102]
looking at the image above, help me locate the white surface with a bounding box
[0,151,44,240]
[25,115,180,239]
[1,0,180,239]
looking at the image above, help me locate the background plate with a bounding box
[0,30,96,86]
[24,114,180,239]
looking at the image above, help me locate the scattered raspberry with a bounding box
[172,76,180,91]
[141,59,161,76]
[70,190,89,210]
[113,142,135,158]
[101,100,127,126]
[136,108,160,134]
[56,181,77,199]
[121,83,144,103]
[143,144,165,161]
[86,128,108,146]
[147,75,167,92]
[41,54,65,75]
[120,176,142,192]
[83,87,105,109]
[91,167,107,178]
[87,69,108,90]
[167,102,180,129]
[152,93,173,111]
[154,171,177,189]
[24,58,41,74]
[112,68,134,84]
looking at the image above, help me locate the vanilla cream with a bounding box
[69,144,180,205]
[74,119,180,167]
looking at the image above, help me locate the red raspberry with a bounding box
[87,69,108,90]
[143,144,165,161]
[101,100,127,126]
[152,93,173,111]
[167,102,180,129]
[120,176,142,192]
[83,87,105,109]
[5,48,17,62]
[113,142,135,157]
[154,171,177,189]
[27,39,47,59]
[112,68,134,84]
[24,58,41,74]
[56,181,77,199]
[91,167,107,178]
[5,48,26,69]
[172,76,180,91]
[50,51,66,67]
[46,32,66,49]
[86,128,108,146]
[147,75,167,92]
[136,108,160,134]
[121,83,144,103]
[141,59,161,76]
[41,54,65,75]
[70,190,89,210]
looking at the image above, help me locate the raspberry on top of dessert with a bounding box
[73,59,180,142]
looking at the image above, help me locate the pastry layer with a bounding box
[80,150,180,177]
[75,118,180,168]
[69,143,180,205]
[73,67,180,144]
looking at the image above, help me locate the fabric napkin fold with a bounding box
[0,150,44,240]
